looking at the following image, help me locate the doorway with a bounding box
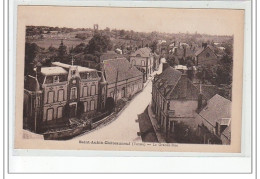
[69,103,77,118]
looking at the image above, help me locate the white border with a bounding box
[8,0,253,174]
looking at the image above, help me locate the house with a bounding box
[194,94,231,144]
[23,62,107,133]
[130,47,154,82]
[151,63,207,142]
[170,46,196,65]
[102,58,143,103]
[195,45,218,66]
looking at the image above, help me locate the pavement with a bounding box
[147,104,166,143]
[74,61,164,142]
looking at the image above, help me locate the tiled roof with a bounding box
[154,67,206,100]
[103,58,143,84]
[195,48,205,56]
[195,46,216,57]
[130,47,152,57]
[154,67,182,99]
[194,84,219,100]
[100,52,125,62]
[196,94,231,128]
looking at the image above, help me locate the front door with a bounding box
[69,104,77,118]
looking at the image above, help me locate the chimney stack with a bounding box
[202,43,208,49]
[162,62,170,71]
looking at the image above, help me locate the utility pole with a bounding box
[114,68,119,112]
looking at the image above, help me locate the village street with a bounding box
[74,61,164,142]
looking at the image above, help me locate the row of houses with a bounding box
[151,63,231,145]
[23,56,145,133]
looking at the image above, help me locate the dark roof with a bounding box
[130,47,152,57]
[154,67,206,100]
[103,58,143,84]
[194,84,219,100]
[195,46,217,57]
[196,94,231,128]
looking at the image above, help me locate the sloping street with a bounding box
[74,62,163,142]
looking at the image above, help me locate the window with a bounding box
[45,76,53,84]
[46,108,54,121]
[57,106,63,119]
[80,72,90,79]
[110,91,114,98]
[71,70,76,76]
[47,91,54,103]
[90,100,95,111]
[58,89,64,102]
[59,75,67,82]
[91,85,96,96]
[83,86,88,97]
[70,87,77,100]
[84,102,88,112]
[206,52,210,57]
[53,76,59,83]
[141,60,145,66]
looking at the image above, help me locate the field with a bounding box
[26,31,92,49]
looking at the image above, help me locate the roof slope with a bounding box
[103,58,143,84]
[130,47,152,57]
[195,46,217,57]
[196,94,231,127]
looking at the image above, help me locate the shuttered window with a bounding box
[91,85,96,96]
[58,89,64,102]
[47,108,54,121]
[57,107,63,119]
[90,100,95,111]
[83,86,88,97]
[48,91,54,103]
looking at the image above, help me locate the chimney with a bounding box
[162,62,170,71]
[183,47,186,58]
[202,43,208,49]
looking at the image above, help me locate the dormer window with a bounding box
[71,70,76,76]
[53,76,59,83]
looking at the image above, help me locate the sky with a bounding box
[19,6,244,36]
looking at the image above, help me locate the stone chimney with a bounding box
[202,43,208,49]
[162,62,170,71]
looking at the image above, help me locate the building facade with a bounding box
[102,58,143,103]
[130,47,154,82]
[151,64,207,142]
[23,62,107,133]
[194,94,231,145]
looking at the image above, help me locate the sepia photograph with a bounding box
[15,6,244,152]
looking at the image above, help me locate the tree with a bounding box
[58,40,67,62]
[150,40,158,53]
[86,33,112,54]
[166,54,179,67]
[24,42,40,75]
[119,30,125,37]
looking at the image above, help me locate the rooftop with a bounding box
[41,66,68,76]
[130,47,152,58]
[103,58,143,84]
[52,62,95,72]
[196,94,231,128]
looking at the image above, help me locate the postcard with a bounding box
[15,6,244,153]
